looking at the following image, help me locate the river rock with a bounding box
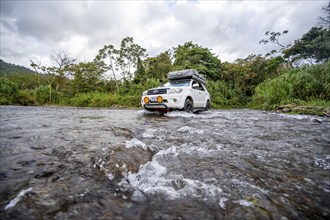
[95,144,154,181]
[276,104,330,117]
[108,126,134,139]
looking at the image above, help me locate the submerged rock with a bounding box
[107,126,134,139]
[95,143,154,181]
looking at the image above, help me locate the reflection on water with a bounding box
[0,106,329,219]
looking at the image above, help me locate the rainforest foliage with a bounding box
[1,24,329,110]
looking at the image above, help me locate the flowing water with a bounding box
[0,106,329,219]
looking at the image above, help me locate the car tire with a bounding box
[184,98,193,113]
[205,100,211,111]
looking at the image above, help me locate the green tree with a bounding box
[172,42,222,81]
[133,58,146,84]
[221,54,284,98]
[29,62,55,103]
[283,27,330,64]
[259,30,290,53]
[30,49,75,103]
[143,51,172,81]
[318,1,330,28]
[95,44,119,80]
[0,78,19,104]
[117,37,147,81]
[50,48,76,90]
[71,61,104,93]
[95,37,147,82]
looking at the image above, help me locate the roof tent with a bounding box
[167,69,206,85]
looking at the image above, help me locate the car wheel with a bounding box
[205,100,211,111]
[184,98,193,113]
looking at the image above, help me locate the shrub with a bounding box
[0,78,19,104]
[208,80,246,108]
[252,77,293,109]
[69,93,93,107]
[89,93,115,107]
[34,85,60,105]
[251,61,330,109]
[18,90,37,105]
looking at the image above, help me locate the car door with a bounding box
[191,81,204,107]
[199,83,208,107]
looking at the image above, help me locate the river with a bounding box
[0,106,329,219]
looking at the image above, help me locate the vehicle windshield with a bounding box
[163,80,190,87]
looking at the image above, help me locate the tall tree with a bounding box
[95,44,119,81]
[95,36,147,83]
[172,42,222,81]
[221,54,284,97]
[50,48,76,90]
[30,49,75,102]
[283,27,330,64]
[117,37,147,81]
[259,30,290,57]
[143,51,172,81]
[133,58,146,84]
[318,1,330,28]
[71,61,104,93]
[233,54,284,96]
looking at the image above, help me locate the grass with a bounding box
[251,61,330,110]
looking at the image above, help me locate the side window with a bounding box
[192,81,199,90]
[199,83,204,91]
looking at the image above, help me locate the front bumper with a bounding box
[143,103,169,112]
[141,94,185,111]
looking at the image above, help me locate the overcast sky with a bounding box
[0,0,327,68]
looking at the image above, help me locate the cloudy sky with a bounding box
[0,0,327,68]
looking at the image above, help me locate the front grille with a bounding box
[147,88,167,95]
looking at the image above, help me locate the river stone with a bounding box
[108,126,134,139]
[276,104,330,116]
[130,190,146,202]
[95,144,154,181]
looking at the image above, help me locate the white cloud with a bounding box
[0,0,327,68]
[57,36,89,61]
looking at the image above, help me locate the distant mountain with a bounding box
[0,59,36,74]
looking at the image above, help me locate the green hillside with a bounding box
[0,59,35,74]
[0,60,52,90]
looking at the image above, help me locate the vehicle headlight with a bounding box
[142,91,147,96]
[168,88,183,94]
[157,96,163,103]
[144,97,150,104]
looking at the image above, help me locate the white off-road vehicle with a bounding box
[141,69,211,113]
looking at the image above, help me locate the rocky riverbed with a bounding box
[0,106,329,219]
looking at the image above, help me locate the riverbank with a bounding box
[274,104,330,117]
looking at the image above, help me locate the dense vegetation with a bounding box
[1,5,329,113]
[251,61,330,109]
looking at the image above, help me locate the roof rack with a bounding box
[167,69,206,85]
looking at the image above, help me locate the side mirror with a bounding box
[159,79,164,86]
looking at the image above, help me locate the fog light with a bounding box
[173,98,177,102]
[157,96,163,103]
[144,97,150,103]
